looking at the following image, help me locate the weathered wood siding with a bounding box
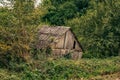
[51,30,83,59]
[64,30,82,51]
[38,26,83,59]
[52,49,69,58]
[52,49,82,59]
[55,35,65,49]
[71,52,82,59]
[74,41,82,51]
[65,31,74,49]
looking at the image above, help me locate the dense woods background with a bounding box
[0,0,120,80]
[0,0,120,58]
[41,0,120,58]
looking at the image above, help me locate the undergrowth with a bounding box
[0,56,120,80]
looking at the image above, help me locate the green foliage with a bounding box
[0,26,37,68]
[46,46,52,55]
[41,0,89,25]
[0,8,16,27]
[39,0,120,58]
[0,1,120,80]
[13,0,34,27]
[0,69,21,80]
[0,57,120,80]
[64,52,72,59]
[66,0,120,58]
[0,0,42,68]
[39,57,120,79]
[0,0,42,27]
[1,0,119,58]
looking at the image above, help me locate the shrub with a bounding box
[0,26,36,68]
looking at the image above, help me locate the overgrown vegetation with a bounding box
[0,57,120,80]
[0,25,37,68]
[41,0,120,58]
[0,0,120,59]
[0,0,120,80]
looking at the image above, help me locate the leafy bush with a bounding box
[0,57,120,80]
[41,57,120,79]
[0,26,36,68]
[41,0,89,25]
[66,0,120,58]
[0,8,16,27]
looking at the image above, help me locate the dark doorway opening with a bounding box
[73,41,76,49]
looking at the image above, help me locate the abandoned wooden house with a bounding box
[37,26,83,59]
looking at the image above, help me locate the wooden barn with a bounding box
[37,26,83,59]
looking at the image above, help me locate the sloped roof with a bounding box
[37,26,70,48]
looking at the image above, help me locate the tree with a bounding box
[0,0,36,67]
[13,0,34,27]
[0,0,42,27]
[41,0,89,25]
[66,0,120,58]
